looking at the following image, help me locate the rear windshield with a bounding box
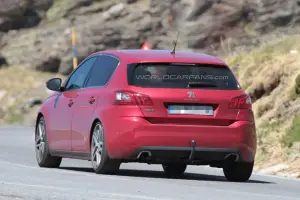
[128,63,240,90]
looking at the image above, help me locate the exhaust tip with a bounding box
[224,153,239,162]
[137,151,151,159]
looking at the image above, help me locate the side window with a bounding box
[86,55,119,87]
[65,57,97,91]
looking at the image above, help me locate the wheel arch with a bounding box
[35,112,44,132]
[89,118,101,148]
[89,117,117,161]
[89,110,114,157]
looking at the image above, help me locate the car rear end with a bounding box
[106,61,256,166]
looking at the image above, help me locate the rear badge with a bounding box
[184,91,198,101]
[188,91,195,98]
[145,108,156,112]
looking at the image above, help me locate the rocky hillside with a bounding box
[1,0,300,74]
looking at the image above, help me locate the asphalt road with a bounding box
[0,126,300,200]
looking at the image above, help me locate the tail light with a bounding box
[114,90,153,105]
[229,94,252,109]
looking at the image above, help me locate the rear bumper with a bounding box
[104,117,256,163]
[131,146,242,164]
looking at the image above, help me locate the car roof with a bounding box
[90,49,227,66]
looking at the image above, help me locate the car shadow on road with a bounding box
[59,167,273,184]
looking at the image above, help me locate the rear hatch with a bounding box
[123,63,249,126]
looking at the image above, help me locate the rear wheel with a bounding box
[223,162,254,182]
[91,122,121,174]
[35,117,62,168]
[162,163,187,177]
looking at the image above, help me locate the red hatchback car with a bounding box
[35,50,256,182]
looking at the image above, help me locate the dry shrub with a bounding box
[225,34,300,166]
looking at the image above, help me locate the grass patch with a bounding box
[257,119,283,144]
[256,102,274,118]
[281,115,300,148]
[4,106,25,124]
[225,35,300,92]
[255,118,285,164]
[6,113,24,124]
[290,74,300,100]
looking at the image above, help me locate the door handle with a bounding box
[88,96,96,104]
[68,99,74,107]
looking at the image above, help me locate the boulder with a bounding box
[46,0,92,21]
[0,0,28,31]
[0,55,8,67]
[254,0,300,33]
[0,0,53,31]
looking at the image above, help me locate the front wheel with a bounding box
[35,117,62,168]
[223,162,254,182]
[162,163,187,177]
[90,122,121,174]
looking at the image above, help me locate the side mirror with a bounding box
[46,78,63,92]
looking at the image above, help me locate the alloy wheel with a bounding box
[35,120,46,163]
[91,123,104,168]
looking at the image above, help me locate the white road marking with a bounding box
[2,160,299,200]
[94,192,175,200]
[2,180,299,200]
[1,181,72,191]
[1,160,300,200]
[0,181,175,200]
[0,160,130,181]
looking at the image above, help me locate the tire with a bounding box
[162,163,187,177]
[91,122,121,174]
[223,162,254,182]
[35,117,62,168]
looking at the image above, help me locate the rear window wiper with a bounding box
[187,82,217,88]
